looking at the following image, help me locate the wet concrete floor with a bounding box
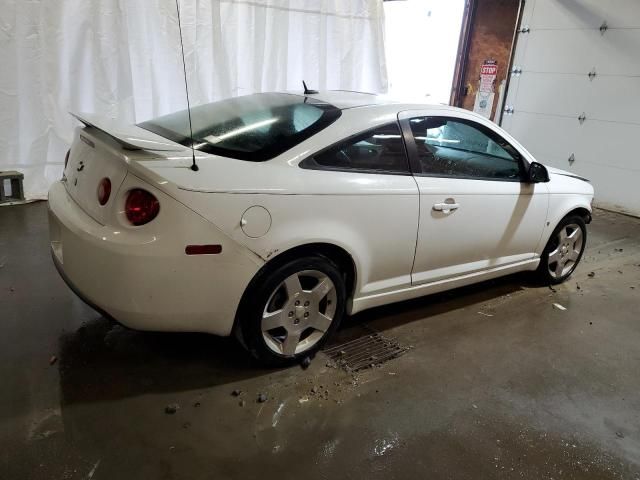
[1,202,639,479]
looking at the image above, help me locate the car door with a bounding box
[299,120,419,298]
[398,110,549,285]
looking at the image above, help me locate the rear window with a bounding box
[138,93,341,161]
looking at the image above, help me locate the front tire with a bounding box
[238,255,346,366]
[537,215,587,284]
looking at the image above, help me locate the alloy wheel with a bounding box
[261,270,337,356]
[547,223,584,280]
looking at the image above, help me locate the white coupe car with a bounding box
[48,91,594,364]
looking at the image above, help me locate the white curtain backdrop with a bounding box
[0,0,388,200]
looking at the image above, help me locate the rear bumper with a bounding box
[51,247,116,322]
[47,180,262,336]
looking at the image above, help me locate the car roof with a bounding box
[281,90,403,110]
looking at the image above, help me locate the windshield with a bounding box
[138,93,341,161]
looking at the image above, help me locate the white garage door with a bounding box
[501,0,640,216]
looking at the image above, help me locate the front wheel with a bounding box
[537,215,587,284]
[238,256,346,366]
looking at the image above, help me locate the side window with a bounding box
[301,122,409,174]
[408,116,523,180]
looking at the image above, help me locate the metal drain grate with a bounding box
[323,330,410,372]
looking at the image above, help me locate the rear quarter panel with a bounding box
[174,171,420,301]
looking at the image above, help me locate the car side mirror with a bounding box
[528,162,549,183]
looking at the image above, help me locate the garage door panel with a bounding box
[509,113,639,173]
[528,0,640,30]
[506,113,640,216]
[522,29,640,75]
[511,32,531,68]
[569,162,640,215]
[585,76,640,124]
[518,0,536,28]
[514,73,640,123]
[503,0,639,216]
[573,121,640,173]
[538,152,639,215]
[515,74,585,117]
[500,113,514,132]
[507,113,580,165]
[503,74,522,107]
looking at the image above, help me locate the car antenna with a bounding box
[303,80,318,95]
[176,0,199,172]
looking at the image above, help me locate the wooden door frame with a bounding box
[449,0,478,107]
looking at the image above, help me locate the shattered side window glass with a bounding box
[409,117,522,180]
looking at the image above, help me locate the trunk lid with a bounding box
[63,113,187,225]
[64,129,130,225]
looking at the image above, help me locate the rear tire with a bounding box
[537,215,587,285]
[238,255,346,366]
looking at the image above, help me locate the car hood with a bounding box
[546,166,590,183]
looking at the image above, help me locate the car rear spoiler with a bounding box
[70,112,185,152]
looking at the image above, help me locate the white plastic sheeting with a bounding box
[0,0,387,199]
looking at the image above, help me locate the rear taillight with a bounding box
[125,189,160,226]
[97,178,111,206]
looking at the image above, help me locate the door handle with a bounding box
[433,202,460,212]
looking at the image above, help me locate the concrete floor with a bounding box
[1,202,640,480]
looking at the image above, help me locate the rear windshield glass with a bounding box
[138,93,341,161]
